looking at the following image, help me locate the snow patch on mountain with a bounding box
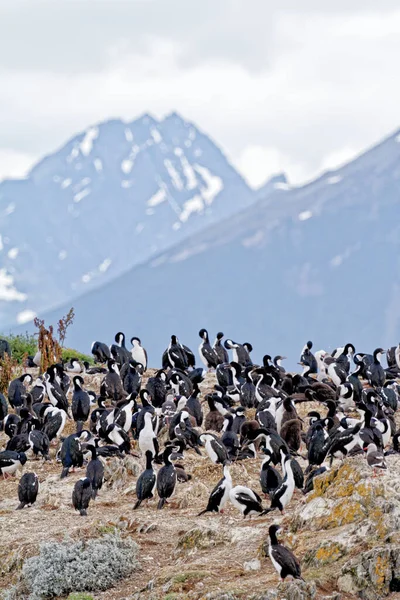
[148,188,167,207]
[194,165,223,205]
[298,210,313,221]
[79,127,99,156]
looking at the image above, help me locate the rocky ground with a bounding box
[1,369,400,600]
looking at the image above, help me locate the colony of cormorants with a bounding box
[1,331,399,582]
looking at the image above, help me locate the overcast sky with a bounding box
[1,0,400,187]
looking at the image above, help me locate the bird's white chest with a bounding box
[199,342,209,367]
[268,545,283,576]
[206,440,218,463]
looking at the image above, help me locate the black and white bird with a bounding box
[4,414,20,439]
[138,411,159,458]
[71,376,91,433]
[213,332,229,364]
[186,386,203,427]
[366,348,386,388]
[110,332,131,366]
[123,363,142,396]
[134,450,156,509]
[365,442,387,475]
[83,361,108,374]
[30,378,46,404]
[0,392,8,429]
[268,524,304,582]
[229,485,264,517]
[114,396,136,433]
[105,423,131,454]
[224,339,252,368]
[273,356,287,376]
[260,450,282,497]
[28,430,50,460]
[198,465,232,515]
[91,340,111,363]
[72,477,92,516]
[130,337,148,371]
[264,451,295,513]
[85,445,104,499]
[326,422,363,465]
[44,369,69,414]
[164,335,189,370]
[300,341,318,374]
[8,374,32,412]
[387,343,400,372]
[241,369,257,408]
[146,370,167,409]
[60,433,84,478]
[65,358,84,373]
[232,406,246,435]
[156,446,178,509]
[221,414,240,460]
[198,329,219,369]
[0,451,27,478]
[333,343,355,374]
[43,407,67,443]
[101,360,127,404]
[200,433,230,465]
[327,358,347,387]
[17,472,39,509]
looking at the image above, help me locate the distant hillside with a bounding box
[34,128,400,368]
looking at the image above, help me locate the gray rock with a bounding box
[338,545,400,599]
[243,558,261,571]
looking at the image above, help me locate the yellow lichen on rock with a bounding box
[306,540,347,567]
[374,553,390,590]
[323,499,366,528]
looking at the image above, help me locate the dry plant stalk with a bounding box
[34,308,75,373]
[58,307,75,348]
[0,352,19,394]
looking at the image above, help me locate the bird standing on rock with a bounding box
[229,485,264,517]
[198,329,219,369]
[365,442,387,475]
[157,446,178,509]
[72,477,92,516]
[17,472,39,509]
[198,464,232,515]
[213,332,229,364]
[268,524,304,582]
[134,450,156,509]
[200,433,230,465]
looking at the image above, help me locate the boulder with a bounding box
[338,545,400,599]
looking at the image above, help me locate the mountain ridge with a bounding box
[0,111,256,329]
[11,123,400,368]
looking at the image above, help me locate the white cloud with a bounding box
[0,149,36,182]
[0,4,400,187]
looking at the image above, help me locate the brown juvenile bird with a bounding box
[280,419,302,453]
[204,395,225,432]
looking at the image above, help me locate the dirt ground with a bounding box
[0,368,396,599]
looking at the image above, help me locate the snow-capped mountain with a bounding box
[0,112,254,329]
[34,127,400,367]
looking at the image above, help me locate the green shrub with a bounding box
[0,333,37,363]
[61,347,94,365]
[67,594,94,600]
